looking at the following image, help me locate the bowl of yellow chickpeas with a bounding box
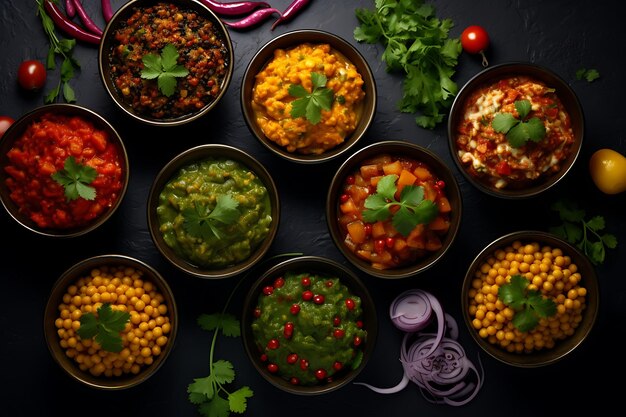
[461,230,599,367]
[44,254,178,389]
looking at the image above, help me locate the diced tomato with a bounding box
[495,160,512,176]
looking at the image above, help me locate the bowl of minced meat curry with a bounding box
[242,29,377,163]
[241,256,377,394]
[99,0,233,126]
[147,144,279,279]
[448,62,583,198]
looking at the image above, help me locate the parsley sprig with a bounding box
[77,303,130,352]
[51,156,97,201]
[141,44,189,97]
[492,99,546,148]
[183,195,240,240]
[362,174,438,237]
[549,199,618,265]
[36,0,79,103]
[289,72,334,124]
[498,275,556,332]
[354,0,461,129]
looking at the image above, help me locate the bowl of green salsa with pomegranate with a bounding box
[241,256,377,395]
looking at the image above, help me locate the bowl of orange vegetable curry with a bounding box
[326,141,462,279]
[0,103,128,237]
[241,29,377,163]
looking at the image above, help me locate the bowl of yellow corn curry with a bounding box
[147,144,280,279]
[241,29,377,163]
[461,230,599,367]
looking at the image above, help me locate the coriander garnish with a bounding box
[575,68,600,82]
[141,44,189,97]
[492,99,546,148]
[51,156,97,201]
[182,195,240,240]
[362,174,438,237]
[289,72,334,124]
[77,303,130,352]
[498,275,556,332]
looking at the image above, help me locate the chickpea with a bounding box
[54,265,171,379]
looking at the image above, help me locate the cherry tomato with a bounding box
[0,116,15,139]
[17,60,47,91]
[461,25,490,66]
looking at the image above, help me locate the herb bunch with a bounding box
[51,156,98,201]
[77,303,130,352]
[354,0,461,129]
[35,0,80,103]
[289,72,334,124]
[362,174,438,237]
[549,199,617,265]
[141,44,189,97]
[183,195,240,241]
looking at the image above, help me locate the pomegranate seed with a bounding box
[436,180,446,189]
[333,316,341,326]
[346,175,355,185]
[301,276,311,287]
[267,339,279,350]
[300,359,309,370]
[333,361,343,371]
[333,329,345,338]
[313,294,325,304]
[354,336,362,346]
[356,320,363,328]
[267,363,278,373]
[284,322,294,338]
[374,239,386,254]
[253,307,261,318]
[260,353,268,362]
[340,194,349,203]
[325,280,334,287]
[385,237,395,248]
[287,353,298,364]
[302,290,313,301]
[345,298,355,310]
[364,224,372,236]
[290,304,301,315]
[273,277,285,288]
[262,285,274,296]
[290,377,300,385]
[314,369,327,380]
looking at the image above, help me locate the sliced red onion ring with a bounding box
[356,289,483,406]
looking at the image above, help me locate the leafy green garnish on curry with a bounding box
[183,195,240,240]
[498,275,556,332]
[51,156,97,201]
[492,99,546,148]
[77,303,130,353]
[141,44,189,97]
[289,72,334,124]
[362,174,438,237]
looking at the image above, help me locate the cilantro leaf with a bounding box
[188,376,215,403]
[76,303,130,353]
[51,156,97,201]
[141,44,189,97]
[361,174,439,237]
[492,100,546,148]
[199,395,230,417]
[183,195,240,241]
[228,387,254,414]
[576,68,600,82]
[289,72,334,124]
[212,360,235,385]
[550,199,618,265]
[198,313,241,337]
[498,275,556,332]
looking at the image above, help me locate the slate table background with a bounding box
[1,1,624,415]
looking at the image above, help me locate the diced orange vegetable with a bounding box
[383,160,402,175]
[438,196,451,213]
[356,250,371,261]
[406,224,425,248]
[425,233,442,251]
[360,164,380,180]
[397,169,417,194]
[372,221,386,238]
[428,215,450,232]
[347,220,367,244]
[366,155,392,165]
[423,183,437,201]
[340,199,358,214]
[413,166,432,180]
[394,238,407,251]
[370,175,383,187]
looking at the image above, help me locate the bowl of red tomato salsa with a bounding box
[326,141,462,279]
[98,0,233,126]
[447,62,584,198]
[0,104,128,237]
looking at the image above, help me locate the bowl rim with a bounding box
[0,103,129,238]
[43,254,178,389]
[240,28,377,164]
[447,61,585,199]
[98,0,234,127]
[240,255,378,395]
[146,144,280,279]
[326,140,463,279]
[460,230,599,367]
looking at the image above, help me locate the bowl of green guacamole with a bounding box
[147,144,279,279]
[242,256,377,394]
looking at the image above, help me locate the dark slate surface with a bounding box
[1,0,624,415]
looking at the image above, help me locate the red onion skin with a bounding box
[101,0,114,22]
[72,0,103,35]
[271,0,311,30]
[222,8,281,29]
[198,0,270,16]
[44,1,101,44]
